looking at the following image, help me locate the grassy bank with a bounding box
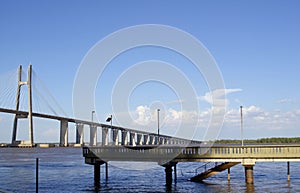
[215,137,300,144]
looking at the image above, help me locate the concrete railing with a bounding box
[83,145,300,163]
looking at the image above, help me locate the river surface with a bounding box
[0,147,299,193]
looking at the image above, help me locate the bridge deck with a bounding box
[83,144,300,164]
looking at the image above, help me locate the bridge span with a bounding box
[0,106,190,147]
[83,144,300,185]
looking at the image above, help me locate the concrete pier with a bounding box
[242,159,255,184]
[136,134,142,145]
[105,162,108,181]
[92,161,108,187]
[165,165,173,186]
[149,135,155,145]
[94,163,100,187]
[143,134,149,145]
[244,165,254,184]
[102,128,108,146]
[112,129,119,145]
[129,132,135,146]
[75,124,84,145]
[174,164,177,183]
[287,161,290,181]
[162,162,177,186]
[59,120,68,147]
[90,125,97,146]
[121,130,128,145]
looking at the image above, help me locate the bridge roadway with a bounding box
[83,144,300,185]
[84,144,300,162]
[0,107,188,147]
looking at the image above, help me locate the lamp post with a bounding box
[157,109,160,136]
[240,106,244,147]
[91,110,95,122]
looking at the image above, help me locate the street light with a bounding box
[91,110,95,122]
[240,106,244,146]
[157,109,160,136]
[106,114,112,127]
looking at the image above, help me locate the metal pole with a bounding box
[28,65,33,145]
[110,115,112,127]
[105,162,108,181]
[91,110,95,122]
[36,158,39,193]
[157,109,160,136]
[174,164,177,184]
[287,161,290,181]
[240,106,244,147]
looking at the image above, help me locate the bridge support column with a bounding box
[162,137,166,145]
[149,135,154,145]
[154,136,159,145]
[287,161,290,181]
[90,125,97,146]
[93,161,107,187]
[174,163,177,183]
[76,124,84,145]
[60,120,68,147]
[112,129,119,145]
[136,134,142,145]
[244,165,254,184]
[105,162,108,181]
[164,138,169,145]
[129,132,135,146]
[102,127,108,146]
[121,130,128,145]
[158,137,162,145]
[165,165,173,186]
[94,163,100,187]
[162,162,177,186]
[242,159,255,184]
[143,134,149,145]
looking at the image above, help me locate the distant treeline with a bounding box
[215,137,300,144]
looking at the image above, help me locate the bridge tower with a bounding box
[11,65,34,146]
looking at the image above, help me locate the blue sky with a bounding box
[0,0,300,142]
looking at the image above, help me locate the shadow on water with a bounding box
[165,183,179,193]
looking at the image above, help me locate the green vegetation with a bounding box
[214,137,300,144]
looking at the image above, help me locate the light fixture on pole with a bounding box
[157,109,160,136]
[240,106,244,146]
[106,114,112,127]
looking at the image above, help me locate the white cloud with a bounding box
[223,105,300,132]
[277,98,295,104]
[128,91,300,139]
[134,105,152,125]
[199,88,242,106]
[165,109,198,125]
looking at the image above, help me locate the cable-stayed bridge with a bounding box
[1,65,300,186]
[0,65,188,147]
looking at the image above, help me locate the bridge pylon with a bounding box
[11,64,34,146]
